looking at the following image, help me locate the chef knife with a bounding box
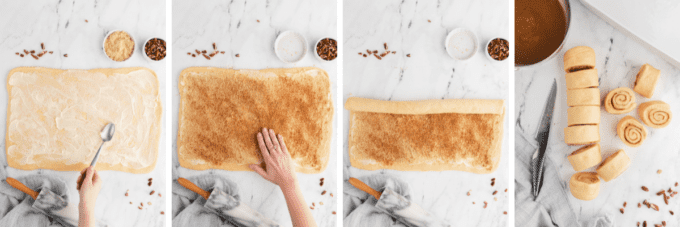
[177,177,279,227]
[531,79,557,199]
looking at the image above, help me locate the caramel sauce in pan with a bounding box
[515,0,568,66]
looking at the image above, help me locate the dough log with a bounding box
[569,172,601,201]
[567,106,600,126]
[564,125,600,145]
[567,88,601,107]
[596,149,631,182]
[567,143,602,171]
[616,116,647,147]
[638,100,672,129]
[633,64,661,98]
[564,46,596,73]
[565,68,598,90]
[604,87,636,114]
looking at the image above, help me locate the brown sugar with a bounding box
[104,31,135,61]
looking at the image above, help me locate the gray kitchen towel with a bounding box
[343,173,410,227]
[0,175,68,227]
[515,128,614,227]
[172,174,239,227]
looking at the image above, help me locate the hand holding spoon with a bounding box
[77,123,115,190]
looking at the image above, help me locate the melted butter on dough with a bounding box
[6,68,161,172]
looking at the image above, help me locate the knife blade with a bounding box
[531,79,557,199]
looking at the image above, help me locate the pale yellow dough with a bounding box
[6,67,162,173]
[567,88,601,107]
[604,87,636,114]
[633,64,661,98]
[564,46,596,73]
[567,143,602,171]
[564,125,600,145]
[596,149,631,182]
[616,116,647,147]
[569,172,600,201]
[638,100,672,128]
[567,106,600,126]
[565,68,598,90]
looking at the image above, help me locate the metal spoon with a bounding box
[77,123,115,190]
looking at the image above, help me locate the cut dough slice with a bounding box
[604,87,636,114]
[345,97,505,174]
[567,106,600,126]
[564,46,596,73]
[596,149,631,182]
[633,64,661,98]
[565,68,598,90]
[616,116,647,147]
[564,125,600,145]
[567,88,601,107]
[567,143,602,172]
[638,100,672,129]
[569,172,600,201]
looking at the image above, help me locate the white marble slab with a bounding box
[515,0,680,226]
[343,0,509,226]
[171,0,338,226]
[0,0,167,227]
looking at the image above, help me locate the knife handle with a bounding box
[178,178,211,200]
[349,177,382,200]
[6,177,39,200]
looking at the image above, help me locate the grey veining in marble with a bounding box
[0,0,167,227]
[172,0,338,226]
[343,0,509,226]
[515,0,680,225]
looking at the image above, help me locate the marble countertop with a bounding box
[515,0,680,226]
[171,0,338,226]
[0,0,167,227]
[343,0,509,226]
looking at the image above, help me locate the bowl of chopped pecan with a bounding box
[143,38,166,61]
[486,38,509,62]
[315,37,337,61]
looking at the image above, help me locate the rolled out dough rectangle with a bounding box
[345,97,505,174]
[178,67,333,174]
[6,67,162,173]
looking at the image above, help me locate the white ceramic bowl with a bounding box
[103,30,135,62]
[275,31,307,63]
[314,37,337,61]
[485,38,509,62]
[445,28,478,60]
[142,37,166,61]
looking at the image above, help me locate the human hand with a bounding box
[249,128,298,190]
[77,166,102,212]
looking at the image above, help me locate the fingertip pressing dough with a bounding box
[596,149,631,182]
[638,100,672,128]
[565,68,599,90]
[6,67,162,173]
[178,67,333,174]
[345,98,505,174]
[567,106,600,126]
[564,46,596,73]
[564,125,600,145]
[567,88,601,107]
[567,143,602,171]
[604,87,636,114]
[633,64,661,98]
[569,172,601,201]
[616,116,647,147]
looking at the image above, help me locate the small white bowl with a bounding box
[103,30,135,62]
[485,38,509,62]
[275,31,307,63]
[314,37,337,61]
[142,37,166,61]
[445,28,478,60]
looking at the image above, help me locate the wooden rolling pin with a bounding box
[349,177,382,200]
[178,177,211,200]
[6,177,39,200]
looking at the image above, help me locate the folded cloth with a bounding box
[515,128,614,227]
[0,175,69,227]
[343,173,410,227]
[172,174,240,227]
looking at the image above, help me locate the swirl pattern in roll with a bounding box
[638,100,672,128]
[569,172,600,201]
[604,87,636,114]
[616,116,647,147]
